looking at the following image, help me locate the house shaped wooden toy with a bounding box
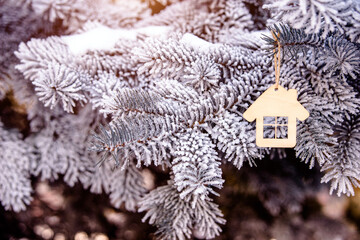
[243,84,309,148]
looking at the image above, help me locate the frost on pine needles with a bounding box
[0,0,359,239]
[0,122,35,212]
[33,62,87,113]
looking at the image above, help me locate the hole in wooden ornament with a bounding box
[263,125,275,139]
[263,116,288,139]
[264,116,275,124]
[276,125,288,139]
[277,116,288,125]
[274,87,278,91]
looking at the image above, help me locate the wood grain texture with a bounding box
[243,84,309,148]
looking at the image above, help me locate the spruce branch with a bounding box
[262,24,324,59]
[109,161,147,211]
[139,181,225,240]
[264,0,354,37]
[0,122,36,212]
[321,114,360,196]
[263,24,360,78]
[33,62,87,113]
[209,110,262,169]
[172,127,224,203]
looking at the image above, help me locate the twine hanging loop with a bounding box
[271,30,281,89]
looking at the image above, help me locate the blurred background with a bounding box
[1,155,360,239]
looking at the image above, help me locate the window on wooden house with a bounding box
[263,116,288,139]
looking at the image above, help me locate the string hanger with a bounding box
[271,30,281,90]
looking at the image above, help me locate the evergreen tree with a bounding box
[1,0,359,239]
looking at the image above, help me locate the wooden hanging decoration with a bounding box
[243,30,309,148]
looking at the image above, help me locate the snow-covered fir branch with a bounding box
[0,0,359,239]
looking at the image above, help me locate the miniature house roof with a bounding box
[243,84,309,122]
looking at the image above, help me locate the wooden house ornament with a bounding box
[243,84,309,148]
